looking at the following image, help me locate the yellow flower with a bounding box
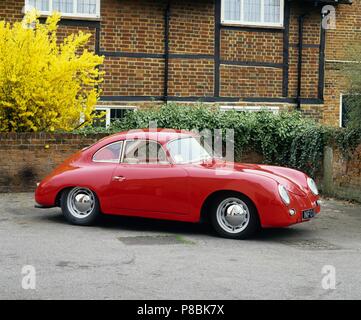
[0,11,104,132]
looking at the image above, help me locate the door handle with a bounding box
[112,176,126,182]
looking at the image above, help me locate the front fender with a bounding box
[187,170,286,225]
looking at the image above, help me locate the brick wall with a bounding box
[323,0,361,126]
[220,66,283,98]
[57,25,97,52]
[323,63,347,126]
[1,134,360,204]
[169,0,214,55]
[0,133,263,193]
[0,133,108,193]
[102,57,165,96]
[220,29,283,64]
[100,0,165,54]
[0,0,23,22]
[323,144,361,203]
[288,5,321,100]
[169,59,214,97]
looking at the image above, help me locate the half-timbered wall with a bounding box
[0,0,357,126]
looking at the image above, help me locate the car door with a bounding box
[107,139,190,216]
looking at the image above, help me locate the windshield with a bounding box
[167,137,212,164]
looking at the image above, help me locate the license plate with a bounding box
[303,209,315,220]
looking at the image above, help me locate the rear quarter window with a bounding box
[92,141,123,163]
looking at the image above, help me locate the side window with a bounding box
[93,141,123,163]
[221,0,284,28]
[123,140,168,164]
[25,0,101,19]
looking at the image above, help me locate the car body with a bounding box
[35,129,321,239]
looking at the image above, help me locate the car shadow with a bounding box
[254,226,314,241]
[42,210,213,237]
[40,210,314,241]
[99,214,213,236]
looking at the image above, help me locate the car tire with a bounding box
[60,187,100,226]
[210,193,260,239]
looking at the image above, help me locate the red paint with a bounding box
[35,129,320,227]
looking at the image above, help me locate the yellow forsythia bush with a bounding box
[0,11,104,132]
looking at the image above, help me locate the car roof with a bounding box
[99,128,196,146]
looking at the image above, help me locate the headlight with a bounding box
[307,178,319,196]
[278,184,290,206]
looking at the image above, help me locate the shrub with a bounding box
[0,10,104,132]
[332,126,361,159]
[75,103,329,177]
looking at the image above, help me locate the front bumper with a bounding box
[261,192,321,228]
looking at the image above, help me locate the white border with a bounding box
[221,0,284,28]
[24,0,101,20]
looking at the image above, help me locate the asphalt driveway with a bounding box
[0,193,361,300]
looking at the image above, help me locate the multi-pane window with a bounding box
[77,0,98,15]
[25,0,100,18]
[28,0,49,11]
[222,0,284,27]
[92,106,136,128]
[53,0,73,14]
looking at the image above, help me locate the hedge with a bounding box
[74,103,361,178]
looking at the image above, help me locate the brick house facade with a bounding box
[0,0,357,126]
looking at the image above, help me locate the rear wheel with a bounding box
[60,187,100,226]
[210,193,260,239]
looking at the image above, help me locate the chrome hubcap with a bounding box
[216,198,250,234]
[67,187,95,219]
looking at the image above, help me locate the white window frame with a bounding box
[339,93,355,128]
[24,0,101,20]
[220,105,279,114]
[339,93,344,128]
[95,105,137,128]
[221,0,284,28]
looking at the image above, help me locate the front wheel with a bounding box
[210,194,260,239]
[60,187,100,226]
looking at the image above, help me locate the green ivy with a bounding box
[333,127,361,159]
[74,103,361,178]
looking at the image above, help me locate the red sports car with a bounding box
[35,129,320,239]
